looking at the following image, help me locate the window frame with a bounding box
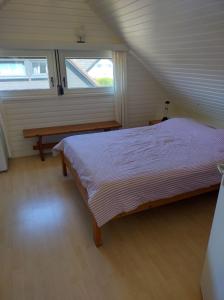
[59,50,114,95]
[0,50,57,97]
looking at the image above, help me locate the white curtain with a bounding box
[112,51,128,128]
[0,101,11,157]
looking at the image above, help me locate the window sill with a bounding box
[64,90,114,97]
[0,91,114,102]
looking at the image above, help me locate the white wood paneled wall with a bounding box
[2,94,115,157]
[89,0,224,127]
[0,0,121,45]
[1,53,165,157]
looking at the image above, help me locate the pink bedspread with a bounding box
[53,118,224,226]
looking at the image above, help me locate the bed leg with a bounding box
[60,152,67,176]
[92,218,102,247]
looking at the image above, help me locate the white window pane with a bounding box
[65,58,114,89]
[0,61,26,76]
[0,57,50,91]
[32,61,48,76]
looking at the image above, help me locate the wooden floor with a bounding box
[0,156,217,300]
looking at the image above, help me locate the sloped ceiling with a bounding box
[0,0,121,47]
[89,0,224,125]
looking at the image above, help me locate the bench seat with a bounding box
[23,121,121,161]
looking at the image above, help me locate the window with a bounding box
[31,60,48,77]
[59,50,114,94]
[0,50,55,96]
[0,49,114,97]
[0,57,50,91]
[65,58,114,89]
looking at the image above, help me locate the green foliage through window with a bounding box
[95,77,113,87]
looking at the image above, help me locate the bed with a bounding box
[53,118,224,246]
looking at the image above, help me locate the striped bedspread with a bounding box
[54,118,224,227]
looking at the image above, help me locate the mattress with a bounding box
[53,118,224,226]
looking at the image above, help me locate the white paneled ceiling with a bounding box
[89,0,224,126]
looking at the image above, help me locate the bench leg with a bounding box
[60,152,67,176]
[92,218,102,247]
[38,136,45,161]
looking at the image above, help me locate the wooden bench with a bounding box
[23,121,121,161]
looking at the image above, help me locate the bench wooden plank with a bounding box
[23,120,121,161]
[23,121,121,138]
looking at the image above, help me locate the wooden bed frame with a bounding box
[60,151,219,247]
